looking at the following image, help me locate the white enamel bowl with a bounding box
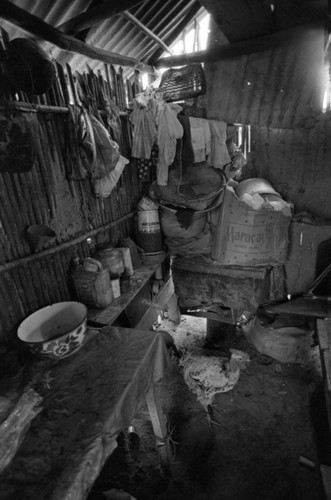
[17,301,87,360]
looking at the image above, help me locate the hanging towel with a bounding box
[209,120,231,169]
[189,117,211,163]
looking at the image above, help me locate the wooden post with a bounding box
[145,385,173,467]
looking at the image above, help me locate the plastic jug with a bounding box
[94,247,125,276]
[71,257,113,308]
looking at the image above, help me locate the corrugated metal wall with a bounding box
[204,22,331,222]
[245,116,331,218]
[205,25,325,129]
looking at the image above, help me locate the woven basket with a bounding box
[159,63,206,103]
[149,164,226,211]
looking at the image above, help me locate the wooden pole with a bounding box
[122,11,173,56]
[57,0,144,35]
[0,211,135,274]
[0,0,155,74]
[154,21,326,68]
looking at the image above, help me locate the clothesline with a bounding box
[130,91,233,187]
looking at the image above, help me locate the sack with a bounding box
[243,316,313,364]
[165,223,214,257]
[160,207,207,238]
[159,63,206,102]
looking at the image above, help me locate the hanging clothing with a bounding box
[156,102,183,186]
[173,114,195,171]
[189,117,211,163]
[209,120,231,169]
[131,99,157,159]
[137,158,152,182]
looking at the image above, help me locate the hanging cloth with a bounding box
[209,120,231,169]
[189,117,211,163]
[156,102,183,186]
[173,114,195,171]
[131,99,157,159]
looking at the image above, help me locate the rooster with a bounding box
[178,348,249,429]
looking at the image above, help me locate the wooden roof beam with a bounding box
[0,0,154,74]
[149,2,202,65]
[154,21,326,68]
[57,0,144,36]
[122,11,172,56]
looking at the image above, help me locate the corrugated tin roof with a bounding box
[0,0,327,82]
[60,0,203,74]
[0,0,203,79]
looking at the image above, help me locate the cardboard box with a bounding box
[212,187,292,266]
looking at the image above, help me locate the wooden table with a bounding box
[0,327,171,500]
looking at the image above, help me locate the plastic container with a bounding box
[137,209,163,252]
[120,274,131,294]
[71,257,113,308]
[117,247,134,276]
[119,237,141,269]
[110,274,121,299]
[94,247,125,276]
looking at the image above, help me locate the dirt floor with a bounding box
[87,315,331,500]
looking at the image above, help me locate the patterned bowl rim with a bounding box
[23,318,87,345]
[17,302,87,345]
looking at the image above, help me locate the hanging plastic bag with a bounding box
[93,155,129,198]
[90,116,120,178]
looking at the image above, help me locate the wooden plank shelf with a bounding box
[87,261,168,326]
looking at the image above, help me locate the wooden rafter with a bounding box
[154,21,326,68]
[0,0,154,73]
[122,10,172,55]
[149,2,201,64]
[57,0,144,35]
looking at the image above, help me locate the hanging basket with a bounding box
[159,63,206,103]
